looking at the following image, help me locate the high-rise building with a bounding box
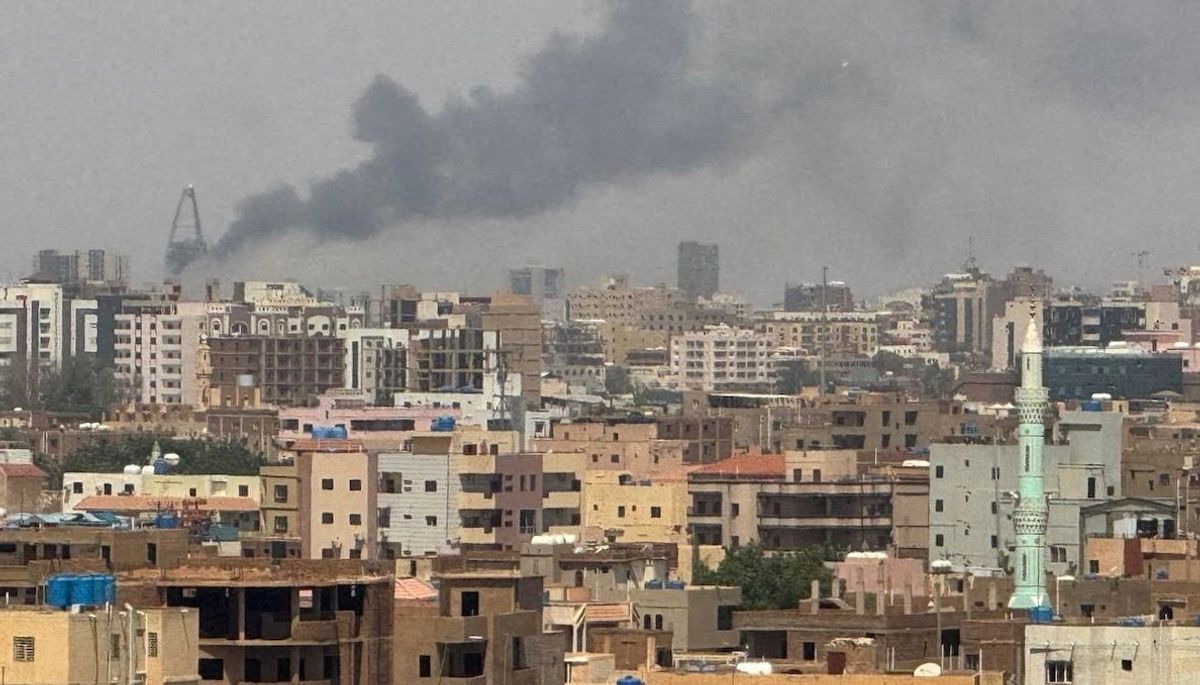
[783,281,854,312]
[509,265,565,321]
[32,249,129,285]
[677,241,719,299]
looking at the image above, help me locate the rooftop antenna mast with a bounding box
[164,185,208,274]
[1132,250,1150,292]
[964,236,978,274]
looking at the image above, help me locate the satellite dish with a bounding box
[914,663,943,677]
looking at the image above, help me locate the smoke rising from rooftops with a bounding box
[213,2,744,257]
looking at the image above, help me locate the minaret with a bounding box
[1008,312,1050,610]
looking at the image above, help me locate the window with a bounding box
[731,503,739,517]
[618,506,626,518]
[802,641,816,661]
[147,632,158,657]
[424,480,438,492]
[1050,546,1067,563]
[349,514,362,526]
[935,534,945,547]
[935,465,944,479]
[991,501,998,514]
[717,606,735,631]
[198,658,224,680]
[349,479,362,491]
[654,615,664,630]
[935,499,944,513]
[322,478,334,490]
[238,485,249,497]
[147,543,157,564]
[321,512,333,524]
[1045,660,1072,684]
[1121,659,1132,671]
[426,516,438,526]
[72,482,83,494]
[274,516,288,533]
[1088,560,1100,574]
[611,454,619,463]
[110,633,120,659]
[650,506,662,519]
[419,654,431,677]
[274,485,288,502]
[12,636,34,662]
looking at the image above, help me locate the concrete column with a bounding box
[855,586,865,615]
[237,588,246,640]
[875,590,885,616]
[902,582,912,615]
[964,581,973,619]
[988,583,997,611]
[811,579,821,615]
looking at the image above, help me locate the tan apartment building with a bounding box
[531,418,687,479]
[597,322,668,365]
[670,326,773,392]
[209,335,344,407]
[567,276,688,326]
[120,558,393,685]
[481,292,543,406]
[777,392,996,452]
[755,310,880,358]
[295,440,377,560]
[0,606,199,685]
[581,471,689,545]
[0,526,190,604]
[0,462,45,513]
[687,451,929,556]
[393,570,564,685]
[110,294,207,406]
[627,585,743,653]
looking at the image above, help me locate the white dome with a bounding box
[122,464,142,475]
[141,465,155,475]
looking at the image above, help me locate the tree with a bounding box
[605,365,634,395]
[39,356,122,417]
[921,363,957,399]
[872,350,909,376]
[693,542,832,610]
[62,434,264,476]
[775,360,820,395]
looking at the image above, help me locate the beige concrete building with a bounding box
[290,440,377,560]
[481,292,543,406]
[0,462,45,514]
[531,419,686,479]
[756,311,880,358]
[581,471,688,545]
[670,326,773,392]
[627,586,743,653]
[393,570,563,685]
[0,606,199,685]
[597,322,669,365]
[63,472,261,513]
[567,276,688,326]
[1025,622,1200,685]
[111,295,207,406]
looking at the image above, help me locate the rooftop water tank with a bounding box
[46,574,72,609]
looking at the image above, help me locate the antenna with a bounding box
[165,185,209,274]
[964,236,978,274]
[1132,250,1150,289]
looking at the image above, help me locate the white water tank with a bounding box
[122,464,142,476]
[735,662,773,675]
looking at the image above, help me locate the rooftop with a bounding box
[689,452,785,479]
[75,495,259,513]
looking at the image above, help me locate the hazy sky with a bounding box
[6,2,1200,305]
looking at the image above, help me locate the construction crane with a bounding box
[164,185,208,274]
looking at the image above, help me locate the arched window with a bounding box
[654,615,663,631]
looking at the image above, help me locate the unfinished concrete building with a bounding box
[119,559,393,685]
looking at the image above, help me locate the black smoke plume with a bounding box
[214,2,742,257]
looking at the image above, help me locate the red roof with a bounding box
[689,452,786,479]
[75,495,259,513]
[0,463,47,478]
[394,577,437,602]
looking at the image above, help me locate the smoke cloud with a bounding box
[210,1,1200,302]
[214,2,744,256]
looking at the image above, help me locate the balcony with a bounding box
[457,527,496,545]
[458,491,497,510]
[542,490,580,509]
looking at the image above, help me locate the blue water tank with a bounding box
[153,458,168,474]
[616,676,645,685]
[102,575,116,605]
[68,575,95,606]
[155,514,178,529]
[1081,400,1102,412]
[1029,606,1054,624]
[431,416,457,432]
[329,426,347,439]
[88,575,110,606]
[644,579,664,589]
[665,580,686,590]
[47,575,72,609]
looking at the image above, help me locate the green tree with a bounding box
[775,360,820,395]
[921,363,957,399]
[693,542,832,610]
[605,365,634,395]
[39,356,122,417]
[62,434,264,475]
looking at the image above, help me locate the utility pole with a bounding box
[819,265,828,396]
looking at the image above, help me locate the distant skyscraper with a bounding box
[677,241,718,299]
[32,249,128,285]
[509,266,565,321]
